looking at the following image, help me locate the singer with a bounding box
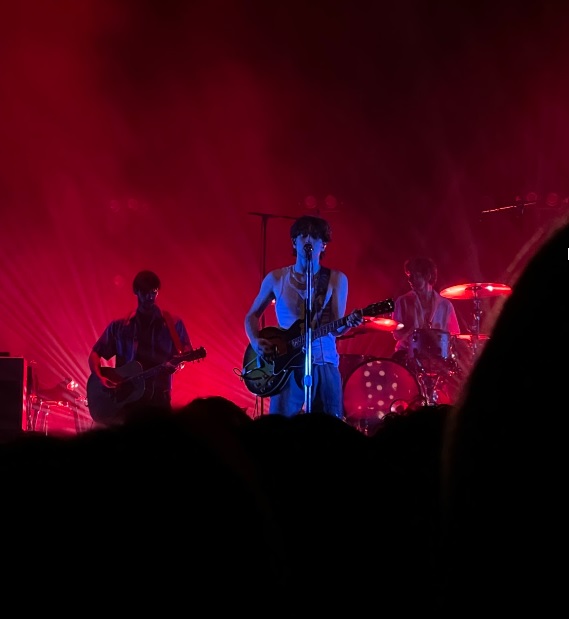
[244,215,363,418]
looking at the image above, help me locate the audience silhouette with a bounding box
[0,400,286,612]
[441,216,569,614]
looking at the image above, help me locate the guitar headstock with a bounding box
[362,298,394,317]
[177,347,207,364]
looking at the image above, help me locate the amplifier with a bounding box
[0,357,30,441]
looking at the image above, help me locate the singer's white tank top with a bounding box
[273,266,339,366]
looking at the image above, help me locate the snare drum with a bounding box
[411,328,451,358]
[410,328,454,374]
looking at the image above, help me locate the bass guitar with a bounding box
[87,347,207,423]
[241,299,394,397]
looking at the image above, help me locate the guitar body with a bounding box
[241,323,306,397]
[86,346,207,424]
[87,362,146,423]
[241,299,394,398]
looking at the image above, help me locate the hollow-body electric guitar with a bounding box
[87,347,206,423]
[241,299,394,397]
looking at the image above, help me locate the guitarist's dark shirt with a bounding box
[134,311,170,397]
[135,312,160,369]
[92,306,192,406]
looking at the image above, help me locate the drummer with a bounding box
[391,256,460,370]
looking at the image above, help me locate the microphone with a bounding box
[304,243,313,253]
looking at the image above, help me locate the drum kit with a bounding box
[30,377,90,436]
[340,281,512,434]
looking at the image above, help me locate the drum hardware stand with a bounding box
[25,361,39,432]
[412,357,439,406]
[34,399,58,435]
[27,394,39,432]
[412,356,455,407]
[469,287,484,362]
[416,371,445,406]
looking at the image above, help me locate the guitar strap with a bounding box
[313,267,331,324]
[162,310,183,354]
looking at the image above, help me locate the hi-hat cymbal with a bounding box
[440,282,512,300]
[337,317,403,340]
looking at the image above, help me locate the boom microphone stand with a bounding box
[248,211,297,415]
[303,243,314,413]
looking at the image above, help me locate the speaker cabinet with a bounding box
[0,357,29,440]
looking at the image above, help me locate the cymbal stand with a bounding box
[470,287,483,361]
[34,399,51,435]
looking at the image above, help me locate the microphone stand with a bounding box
[303,244,314,413]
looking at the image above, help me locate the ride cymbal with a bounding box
[440,282,512,300]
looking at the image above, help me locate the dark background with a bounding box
[1,0,568,412]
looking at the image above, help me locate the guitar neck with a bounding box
[137,365,167,382]
[125,349,204,384]
[290,316,348,350]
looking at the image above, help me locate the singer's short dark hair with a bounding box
[290,216,332,259]
[404,256,438,286]
[290,215,332,243]
[132,270,161,294]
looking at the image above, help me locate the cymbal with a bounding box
[455,333,490,342]
[364,317,403,332]
[337,317,403,340]
[440,282,512,300]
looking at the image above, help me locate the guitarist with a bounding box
[244,215,363,419]
[88,270,194,425]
